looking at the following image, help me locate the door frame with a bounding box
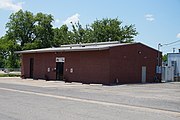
[56,62,64,80]
[141,66,146,83]
[56,57,65,81]
[29,58,34,78]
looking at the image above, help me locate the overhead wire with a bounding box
[162,40,180,46]
[164,43,180,48]
[160,40,180,54]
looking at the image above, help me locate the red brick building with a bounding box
[16,41,161,84]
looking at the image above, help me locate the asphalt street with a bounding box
[0,77,179,120]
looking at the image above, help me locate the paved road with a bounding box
[0,78,179,120]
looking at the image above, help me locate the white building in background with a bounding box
[167,50,180,80]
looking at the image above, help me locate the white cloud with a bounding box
[52,18,61,28]
[0,0,23,12]
[177,33,180,38]
[63,13,80,26]
[55,19,60,23]
[145,14,155,21]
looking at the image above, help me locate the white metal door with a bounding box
[142,66,146,83]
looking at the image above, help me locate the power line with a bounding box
[162,40,180,46]
[164,43,180,47]
[158,40,180,54]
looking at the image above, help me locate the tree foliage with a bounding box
[34,13,54,48]
[1,10,138,68]
[0,35,20,68]
[162,54,167,62]
[91,18,123,42]
[6,10,35,47]
[53,25,72,46]
[6,10,54,50]
[53,18,138,46]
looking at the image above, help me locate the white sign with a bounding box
[56,57,65,62]
[70,68,73,73]
[47,67,50,72]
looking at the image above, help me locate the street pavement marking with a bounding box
[0,87,180,117]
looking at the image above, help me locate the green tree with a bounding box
[53,25,72,46]
[53,18,138,46]
[34,13,54,48]
[6,10,54,50]
[91,18,138,43]
[6,10,35,47]
[67,18,138,44]
[23,40,41,50]
[0,35,20,68]
[4,10,139,69]
[71,22,87,44]
[0,37,6,68]
[162,54,168,62]
[4,10,55,68]
[121,24,138,43]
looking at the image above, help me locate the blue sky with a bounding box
[0,0,180,54]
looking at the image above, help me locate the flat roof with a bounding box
[167,53,180,56]
[15,41,137,54]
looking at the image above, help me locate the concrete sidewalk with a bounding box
[0,77,88,88]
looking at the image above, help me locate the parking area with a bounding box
[0,77,179,120]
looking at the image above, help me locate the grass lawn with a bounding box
[0,73,21,77]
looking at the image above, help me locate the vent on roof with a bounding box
[61,41,120,47]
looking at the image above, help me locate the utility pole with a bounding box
[157,43,162,67]
[173,48,175,53]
